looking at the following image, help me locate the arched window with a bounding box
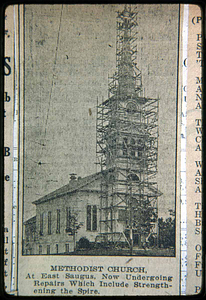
[127,173,139,182]
[126,102,137,114]
[122,137,137,157]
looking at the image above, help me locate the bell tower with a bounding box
[96,5,161,252]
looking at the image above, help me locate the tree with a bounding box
[66,210,83,251]
[158,217,175,248]
[124,195,158,252]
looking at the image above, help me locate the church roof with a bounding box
[24,216,36,225]
[32,167,162,206]
[32,170,110,205]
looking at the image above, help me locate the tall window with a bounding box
[92,205,97,231]
[65,244,69,253]
[111,137,117,156]
[48,211,52,235]
[56,244,58,254]
[138,148,142,158]
[56,209,60,233]
[87,205,97,231]
[47,245,50,254]
[130,138,136,157]
[87,205,91,231]
[40,213,44,235]
[137,139,144,158]
[66,207,71,232]
[122,138,128,156]
[39,245,42,255]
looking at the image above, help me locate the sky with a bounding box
[23,4,179,221]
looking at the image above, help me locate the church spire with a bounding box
[118,7,136,96]
[109,5,142,98]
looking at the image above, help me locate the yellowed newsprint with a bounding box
[4,4,203,296]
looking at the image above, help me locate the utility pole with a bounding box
[129,181,133,255]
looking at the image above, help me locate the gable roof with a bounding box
[32,167,162,206]
[24,216,36,225]
[32,170,109,205]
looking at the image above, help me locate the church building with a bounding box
[24,172,105,254]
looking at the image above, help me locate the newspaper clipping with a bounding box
[4,4,203,296]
